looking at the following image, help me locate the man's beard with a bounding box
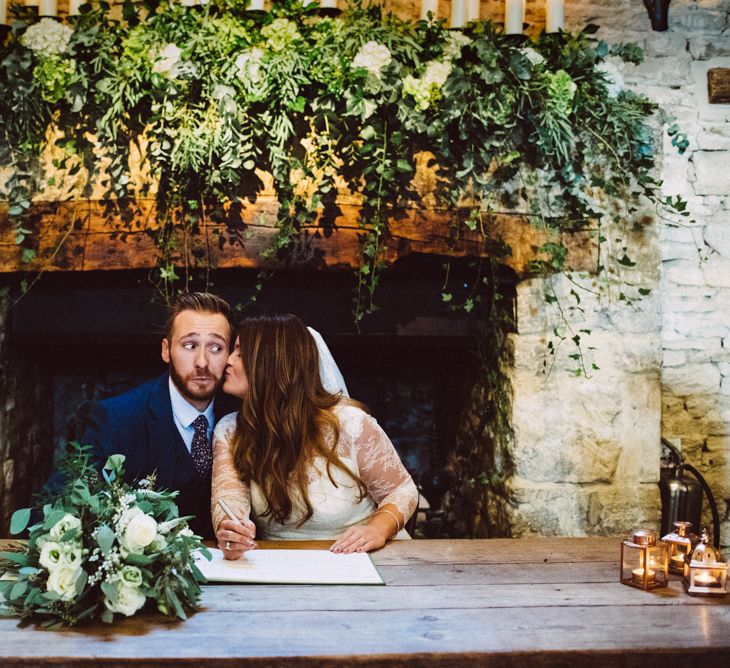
[169,363,222,404]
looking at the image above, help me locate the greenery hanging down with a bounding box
[0,0,689,316]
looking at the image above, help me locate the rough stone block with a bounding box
[663,261,708,286]
[703,213,730,255]
[692,151,730,196]
[663,363,723,395]
[702,255,730,287]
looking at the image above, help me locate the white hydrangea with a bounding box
[595,58,625,98]
[352,41,392,80]
[152,43,182,77]
[443,31,472,61]
[521,47,546,67]
[235,47,266,90]
[261,18,301,52]
[403,60,452,111]
[21,18,73,59]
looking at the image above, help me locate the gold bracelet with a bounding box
[372,509,401,539]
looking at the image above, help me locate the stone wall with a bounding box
[391,0,730,544]
[507,0,729,545]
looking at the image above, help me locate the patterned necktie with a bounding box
[191,415,212,478]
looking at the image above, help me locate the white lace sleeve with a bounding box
[211,412,251,532]
[346,408,418,523]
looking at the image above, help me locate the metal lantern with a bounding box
[662,521,698,575]
[683,528,727,596]
[621,529,668,590]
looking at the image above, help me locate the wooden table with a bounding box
[1,537,728,667]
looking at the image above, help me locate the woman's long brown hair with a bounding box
[231,313,366,525]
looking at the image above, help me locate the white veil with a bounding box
[307,327,349,398]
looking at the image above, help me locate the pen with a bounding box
[217,499,257,546]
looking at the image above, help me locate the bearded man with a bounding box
[79,292,234,539]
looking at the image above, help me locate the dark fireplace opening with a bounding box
[2,254,516,534]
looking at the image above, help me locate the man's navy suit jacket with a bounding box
[80,373,234,539]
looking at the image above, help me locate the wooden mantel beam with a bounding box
[0,199,596,276]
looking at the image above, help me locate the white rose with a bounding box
[595,58,624,98]
[352,41,392,79]
[105,584,147,617]
[121,512,158,553]
[120,565,144,587]
[49,513,81,540]
[152,43,181,76]
[39,542,64,571]
[46,566,81,601]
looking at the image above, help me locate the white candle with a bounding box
[694,571,718,586]
[0,0,7,25]
[450,0,466,28]
[546,0,564,33]
[25,0,39,7]
[68,0,84,14]
[420,0,438,21]
[505,0,525,34]
[466,0,479,22]
[39,0,57,16]
[247,0,264,10]
[320,0,337,8]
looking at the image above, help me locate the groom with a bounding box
[79,292,235,539]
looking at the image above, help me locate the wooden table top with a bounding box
[1,536,728,667]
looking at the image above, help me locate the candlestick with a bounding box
[466,0,479,22]
[320,0,336,8]
[546,0,564,33]
[420,0,438,21]
[0,0,7,25]
[450,0,465,28]
[247,0,264,10]
[25,0,39,7]
[39,0,56,15]
[68,0,83,14]
[505,0,524,34]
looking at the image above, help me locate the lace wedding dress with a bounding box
[211,403,418,540]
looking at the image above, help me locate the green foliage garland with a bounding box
[0,0,685,319]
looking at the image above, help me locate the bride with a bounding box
[211,313,418,558]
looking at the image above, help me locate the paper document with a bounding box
[195,548,384,585]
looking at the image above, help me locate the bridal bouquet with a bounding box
[0,444,210,628]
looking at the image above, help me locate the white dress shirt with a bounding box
[169,377,215,453]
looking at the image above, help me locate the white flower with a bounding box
[235,48,265,90]
[120,565,143,587]
[521,47,546,67]
[39,542,64,571]
[121,511,158,553]
[49,513,81,540]
[352,41,392,79]
[46,566,81,601]
[403,60,452,111]
[104,584,146,617]
[150,534,167,552]
[422,60,452,88]
[152,43,182,76]
[21,18,73,58]
[443,31,472,61]
[595,58,625,98]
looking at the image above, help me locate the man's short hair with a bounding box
[163,292,234,340]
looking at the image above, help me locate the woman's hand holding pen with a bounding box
[216,500,257,560]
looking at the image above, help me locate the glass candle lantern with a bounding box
[662,521,698,575]
[683,528,727,596]
[620,529,668,590]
